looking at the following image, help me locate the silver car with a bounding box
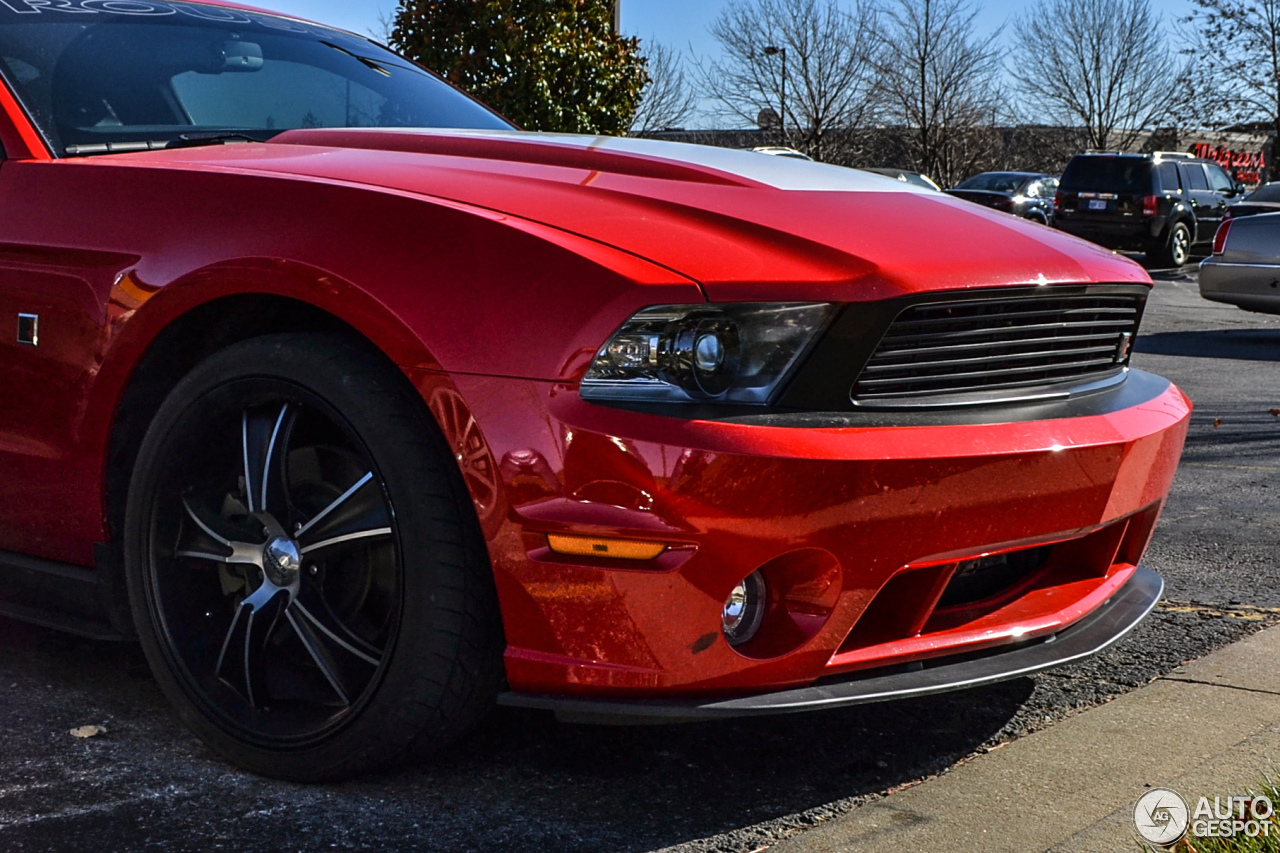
[1200,212,1280,313]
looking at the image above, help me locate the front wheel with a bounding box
[124,333,503,780]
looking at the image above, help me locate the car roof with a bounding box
[1070,152,1218,167]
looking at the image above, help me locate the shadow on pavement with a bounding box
[1136,328,1280,362]
[0,615,1029,852]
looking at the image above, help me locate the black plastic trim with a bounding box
[591,368,1170,429]
[0,549,130,641]
[497,567,1163,724]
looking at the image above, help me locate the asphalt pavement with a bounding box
[1,262,1278,852]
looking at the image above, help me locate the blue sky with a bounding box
[259,0,1197,126]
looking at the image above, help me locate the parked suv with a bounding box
[1054,152,1244,266]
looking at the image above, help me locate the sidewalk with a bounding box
[770,623,1280,853]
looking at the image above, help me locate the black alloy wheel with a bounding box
[125,334,504,780]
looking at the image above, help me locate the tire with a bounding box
[1151,221,1191,268]
[123,333,504,781]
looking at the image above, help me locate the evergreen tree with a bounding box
[391,0,648,135]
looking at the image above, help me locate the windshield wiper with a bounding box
[166,132,266,150]
[321,41,393,77]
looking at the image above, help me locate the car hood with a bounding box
[112,128,1148,301]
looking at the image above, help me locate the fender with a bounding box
[0,159,702,563]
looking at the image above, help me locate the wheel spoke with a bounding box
[292,585,383,666]
[284,609,355,705]
[295,472,389,546]
[215,584,287,709]
[177,496,261,565]
[299,527,393,556]
[242,404,295,519]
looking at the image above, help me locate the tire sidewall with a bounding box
[124,333,500,780]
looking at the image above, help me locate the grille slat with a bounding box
[868,332,1127,364]
[877,318,1134,347]
[859,344,1122,377]
[850,291,1143,406]
[856,356,1121,387]
[888,307,1136,332]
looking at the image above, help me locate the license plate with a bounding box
[1088,199,1107,211]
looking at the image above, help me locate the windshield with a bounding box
[1060,157,1152,193]
[955,173,1031,193]
[0,0,513,157]
[1245,183,1280,203]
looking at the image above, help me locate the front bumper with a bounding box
[500,566,1162,722]
[409,367,1190,707]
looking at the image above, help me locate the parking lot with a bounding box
[2,262,1279,853]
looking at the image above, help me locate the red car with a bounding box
[0,1,1188,781]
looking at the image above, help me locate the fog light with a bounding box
[722,570,766,646]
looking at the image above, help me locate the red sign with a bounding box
[1192,142,1269,185]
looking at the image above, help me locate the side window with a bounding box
[1043,178,1059,195]
[1024,181,1041,198]
[1182,164,1210,191]
[1156,162,1180,193]
[1206,163,1235,193]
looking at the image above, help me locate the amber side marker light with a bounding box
[546,534,667,561]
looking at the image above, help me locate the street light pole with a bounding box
[763,45,787,146]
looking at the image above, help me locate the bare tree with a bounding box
[876,0,1003,187]
[696,0,882,162]
[1181,0,1280,180]
[1010,0,1177,152]
[630,43,698,135]
[369,7,395,44]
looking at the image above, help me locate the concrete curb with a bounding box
[766,623,1280,853]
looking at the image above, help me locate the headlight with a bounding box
[580,303,835,404]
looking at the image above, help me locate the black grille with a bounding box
[850,292,1143,406]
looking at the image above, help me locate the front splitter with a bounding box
[498,567,1163,724]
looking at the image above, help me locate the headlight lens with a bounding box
[580,303,835,404]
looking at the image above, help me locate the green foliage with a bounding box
[390,0,649,135]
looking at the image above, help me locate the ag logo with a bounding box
[1134,788,1190,845]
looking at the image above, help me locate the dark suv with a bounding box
[1054,152,1244,266]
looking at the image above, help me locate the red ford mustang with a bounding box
[0,0,1189,780]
